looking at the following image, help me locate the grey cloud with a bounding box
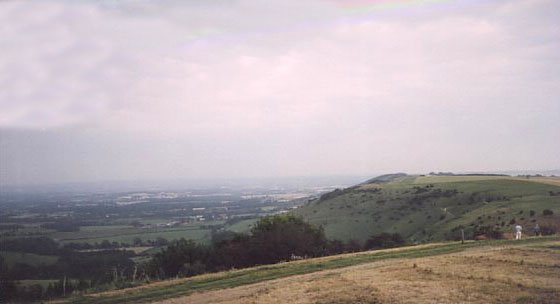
[1,0,559,185]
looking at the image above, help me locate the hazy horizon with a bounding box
[2,0,560,186]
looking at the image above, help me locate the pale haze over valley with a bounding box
[1,0,559,186]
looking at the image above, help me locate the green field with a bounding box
[3,220,226,246]
[52,226,212,245]
[25,221,228,246]
[294,175,560,243]
[224,218,260,233]
[0,251,59,267]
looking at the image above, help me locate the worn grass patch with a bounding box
[313,279,381,304]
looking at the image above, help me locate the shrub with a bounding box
[542,209,554,216]
[249,215,328,264]
[178,261,206,277]
[40,222,80,232]
[364,233,405,250]
[474,225,504,239]
[540,225,557,235]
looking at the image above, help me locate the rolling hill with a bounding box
[56,174,560,304]
[293,174,560,243]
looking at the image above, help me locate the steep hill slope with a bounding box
[293,174,560,243]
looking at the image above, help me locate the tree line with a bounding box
[142,215,405,279]
[0,215,405,301]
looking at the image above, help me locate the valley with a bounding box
[2,173,559,302]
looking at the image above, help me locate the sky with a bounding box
[1,0,559,186]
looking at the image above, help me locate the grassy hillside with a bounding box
[62,236,560,304]
[50,175,559,304]
[293,174,560,243]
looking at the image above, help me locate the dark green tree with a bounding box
[248,215,328,264]
[148,239,209,278]
[0,257,17,301]
[364,233,405,250]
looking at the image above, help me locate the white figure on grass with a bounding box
[514,224,523,240]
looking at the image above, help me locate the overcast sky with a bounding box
[1,0,559,186]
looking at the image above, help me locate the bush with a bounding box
[145,215,329,279]
[540,225,557,235]
[364,233,405,250]
[40,222,80,232]
[474,225,503,239]
[148,239,209,278]
[178,261,206,277]
[0,237,60,255]
[542,209,554,216]
[0,257,18,301]
[249,215,328,264]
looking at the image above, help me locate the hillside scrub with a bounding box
[0,247,136,302]
[364,233,405,250]
[294,175,560,243]
[143,215,389,280]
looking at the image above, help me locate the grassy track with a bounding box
[65,236,559,304]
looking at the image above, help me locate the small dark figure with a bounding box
[533,224,541,236]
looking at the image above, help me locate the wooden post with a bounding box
[132,265,137,283]
[461,229,465,244]
[62,275,67,297]
[113,267,118,282]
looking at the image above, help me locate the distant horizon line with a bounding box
[2,169,559,189]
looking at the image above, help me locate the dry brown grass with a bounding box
[412,175,560,187]
[84,242,451,300]
[158,270,383,304]
[519,176,560,187]
[155,241,560,304]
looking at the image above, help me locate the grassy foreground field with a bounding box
[62,236,560,304]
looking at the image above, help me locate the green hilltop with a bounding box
[293,174,560,243]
